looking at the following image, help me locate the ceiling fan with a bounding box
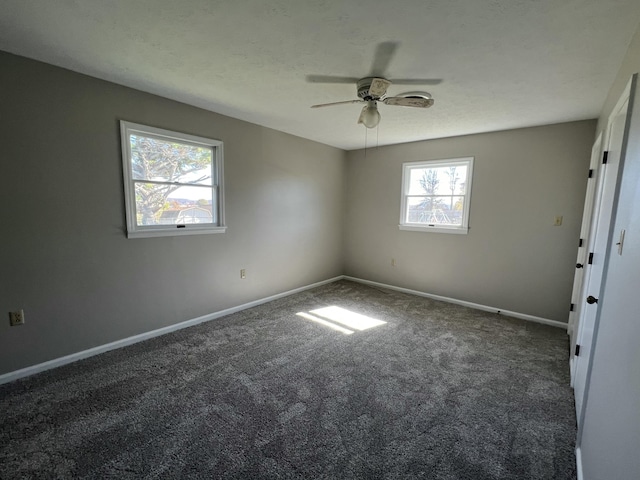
[308,42,441,128]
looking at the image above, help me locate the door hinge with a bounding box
[579,238,584,247]
[588,252,594,264]
[570,303,576,312]
[575,344,581,356]
[588,169,594,178]
[602,151,609,164]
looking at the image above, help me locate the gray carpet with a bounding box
[0,280,576,479]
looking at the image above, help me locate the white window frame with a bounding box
[120,121,226,238]
[399,157,474,234]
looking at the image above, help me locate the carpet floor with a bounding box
[0,280,577,479]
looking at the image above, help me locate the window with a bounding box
[399,157,474,234]
[120,121,225,238]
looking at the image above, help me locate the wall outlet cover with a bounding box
[9,310,25,326]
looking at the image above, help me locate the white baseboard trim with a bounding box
[576,446,584,480]
[0,276,343,386]
[570,357,576,387]
[343,276,567,329]
[0,274,567,385]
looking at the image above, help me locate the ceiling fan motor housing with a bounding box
[357,77,381,100]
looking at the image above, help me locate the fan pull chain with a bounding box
[364,127,368,158]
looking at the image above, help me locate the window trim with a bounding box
[120,121,226,239]
[399,157,474,234]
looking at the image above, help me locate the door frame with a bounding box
[571,74,636,426]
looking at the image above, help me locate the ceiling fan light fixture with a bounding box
[361,101,381,129]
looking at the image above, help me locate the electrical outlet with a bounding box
[240,269,246,279]
[9,309,25,326]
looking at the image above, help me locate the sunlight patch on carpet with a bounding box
[297,306,387,334]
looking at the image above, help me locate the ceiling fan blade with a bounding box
[388,78,443,85]
[383,96,434,108]
[306,75,360,84]
[370,41,399,77]
[311,99,364,108]
[369,78,392,97]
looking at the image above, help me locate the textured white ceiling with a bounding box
[1,1,640,150]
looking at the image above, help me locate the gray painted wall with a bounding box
[0,52,346,375]
[344,121,596,322]
[579,23,640,480]
[0,49,598,379]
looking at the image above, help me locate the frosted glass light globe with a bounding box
[361,104,381,129]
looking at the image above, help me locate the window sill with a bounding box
[127,226,227,239]
[398,224,468,235]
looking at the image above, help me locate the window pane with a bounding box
[406,196,465,225]
[130,134,212,185]
[134,183,214,226]
[408,165,468,196]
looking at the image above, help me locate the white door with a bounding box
[568,132,602,381]
[574,74,640,478]
[572,81,632,422]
